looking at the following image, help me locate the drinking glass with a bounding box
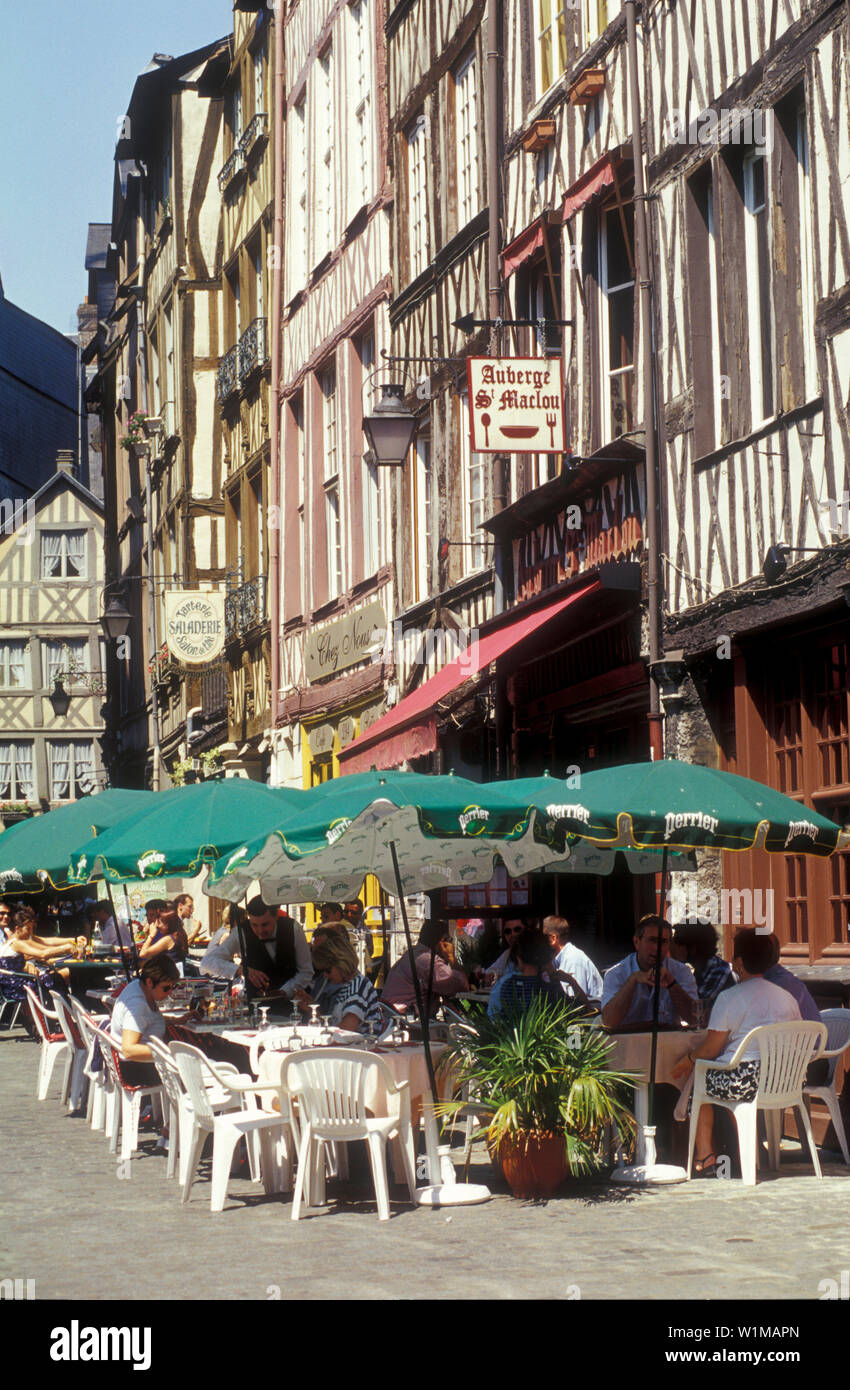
[319,1015,333,1046]
[258,1006,271,1033]
[289,998,301,1027]
[309,1003,320,1028]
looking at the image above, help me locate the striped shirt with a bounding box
[329,973,383,1033]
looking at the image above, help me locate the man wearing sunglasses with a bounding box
[109,956,182,1086]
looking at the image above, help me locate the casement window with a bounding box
[0,641,27,689]
[411,435,432,603]
[535,0,568,96]
[231,82,243,145]
[458,395,488,574]
[0,742,34,800]
[358,333,381,579]
[47,741,97,801]
[350,0,373,211]
[454,51,480,231]
[795,106,816,399]
[253,40,265,115]
[292,393,308,615]
[288,98,308,295]
[41,531,86,580]
[318,46,335,259]
[686,168,723,456]
[163,300,175,435]
[583,0,609,46]
[743,150,774,426]
[598,205,635,440]
[407,114,429,281]
[321,366,344,599]
[44,639,86,687]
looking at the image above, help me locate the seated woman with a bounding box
[109,955,182,1086]
[139,906,190,977]
[488,930,567,1018]
[381,920,468,1015]
[2,907,80,980]
[671,928,801,1175]
[303,934,384,1034]
[200,903,245,980]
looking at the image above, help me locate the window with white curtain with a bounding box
[48,741,96,801]
[318,46,334,259]
[349,0,372,211]
[0,642,28,689]
[288,98,308,296]
[321,365,344,599]
[458,395,488,574]
[411,436,432,604]
[407,114,429,281]
[454,51,479,230]
[44,639,86,687]
[40,531,87,579]
[0,742,35,800]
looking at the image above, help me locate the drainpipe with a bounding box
[625,0,664,761]
[137,298,163,790]
[268,3,284,779]
[486,0,507,776]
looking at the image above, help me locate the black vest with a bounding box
[241,915,298,998]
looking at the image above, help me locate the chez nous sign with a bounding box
[513,468,645,602]
[466,357,567,453]
[304,602,386,682]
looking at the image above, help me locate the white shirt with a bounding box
[100,917,135,949]
[110,978,167,1047]
[200,921,312,998]
[601,951,698,1026]
[554,942,604,1001]
[708,977,801,1063]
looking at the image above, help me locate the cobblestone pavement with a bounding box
[3,1030,850,1304]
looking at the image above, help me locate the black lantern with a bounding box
[49,679,71,718]
[100,591,132,642]
[362,384,418,467]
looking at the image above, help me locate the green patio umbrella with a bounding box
[203,769,569,904]
[67,780,309,886]
[0,789,156,894]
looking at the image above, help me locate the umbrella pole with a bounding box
[122,884,141,978]
[378,882,390,987]
[106,882,131,983]
[387,840,490,1209]
[646,844,668,1126]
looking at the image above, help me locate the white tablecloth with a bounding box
[605,1029,708,1086]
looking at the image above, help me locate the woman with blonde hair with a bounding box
[302,932,383,1034]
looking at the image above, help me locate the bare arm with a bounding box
[120,1027,152,1063]
[138,933,175,961]
[670,1029,730,1080]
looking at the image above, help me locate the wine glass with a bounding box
[289,998,301,1027]
[319,1015,333,1046]
[309,1002,320,1029]
[258,1005,271,1033]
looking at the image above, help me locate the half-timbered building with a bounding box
[0,458,106,814]
[274,0,397,791]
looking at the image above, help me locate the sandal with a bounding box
[693,1152,718,1178]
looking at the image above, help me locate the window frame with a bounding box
[453,49,480,232]
[535,0,568,98]
[40,530,88,581]
[406,113,430,282]
[742,148,775,428]
[598,204,636,442]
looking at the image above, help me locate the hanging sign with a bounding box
[466,357,567,453]
[164,591,225,664]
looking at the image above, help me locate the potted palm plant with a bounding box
[439,998,636,1199]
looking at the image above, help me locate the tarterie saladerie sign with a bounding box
[466,357,567,453]
[165,591,225,664]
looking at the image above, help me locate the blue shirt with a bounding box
[601,952,698,1026]
[763,963,821,1022]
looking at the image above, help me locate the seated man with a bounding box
[762,934,820,1021]
[671,928,802,1174]
[671,922,735,1012]
[382,920,468,1015]
[199,895,312,1012]
[484,918,528,982]
[488,930,567,1018]
[542,915,603,1007]
[601,914,699,1029]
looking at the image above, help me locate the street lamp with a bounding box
[49,679,71,718]
[100,590,132,642]
[362,384,418,467]
[761,545,823,584]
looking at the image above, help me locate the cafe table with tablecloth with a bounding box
[604,1027,709,1164]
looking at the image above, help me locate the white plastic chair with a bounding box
[69,999,112,1131]
[23,985,73,1103]
[803,1008,850,1165]
[171,1041,292,1212]
[95,1026,164,1163]
[49,991,88,1112]
[248,1026,293,1076]
[687,1020,827,1185]
[281,1047,417,1222]
[148,1038,251,1184]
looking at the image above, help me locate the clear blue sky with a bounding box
[0,0,231,337]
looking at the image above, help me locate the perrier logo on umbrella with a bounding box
[458,805,491,836]
[326,818,352,846]
[137,850,167,878]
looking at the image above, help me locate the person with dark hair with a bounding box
[381,919,468,1015]
[671,928,802,1174]
[109,955,182,1086]
[484,918,531,984]
[174,892,206,947]
[762,933,821,1021]
[542,915,603,1006]
[319,902,344,923]
[601,915,699,1029]
[671,922,734,1010]
[2,907,78,974]
[488,930,567,1017]
[199,895,311,1010]
[139,906,190,976]
[200,903,247,979]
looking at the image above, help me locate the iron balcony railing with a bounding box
[217,146,245,193]
[238,317,268,381]
[239,112,268,161]
[217,347,239,403]
[225,574,268,638]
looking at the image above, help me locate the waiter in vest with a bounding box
[205,895,312,1013]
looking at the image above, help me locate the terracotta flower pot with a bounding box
[496,1131,570,1199]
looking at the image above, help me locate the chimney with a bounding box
[56,450,75,476]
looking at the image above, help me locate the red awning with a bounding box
[561,156,617,221]
[501,216,546,278]
[338,580,600,775]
